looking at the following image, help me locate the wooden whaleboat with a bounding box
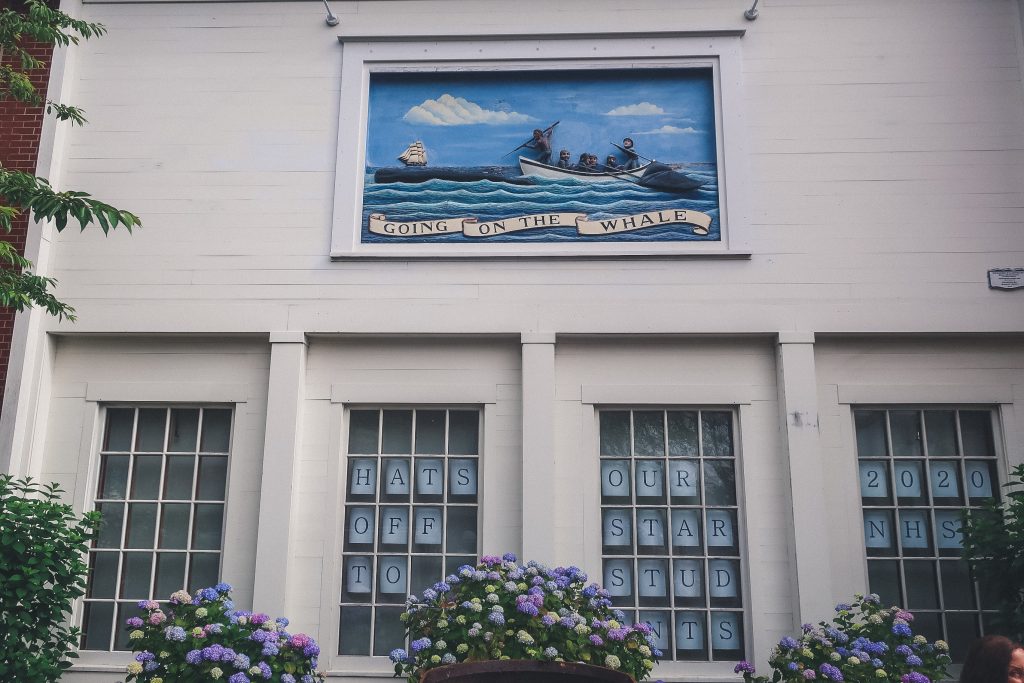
[518,156,651,181]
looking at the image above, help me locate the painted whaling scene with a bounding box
[361,68,720,243]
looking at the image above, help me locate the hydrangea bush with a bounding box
[734,594,950,683]
[389,554,661,682]
[123,584,325,683]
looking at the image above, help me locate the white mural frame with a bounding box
[330,32,749,259]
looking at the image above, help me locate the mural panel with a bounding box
[362,68,720,244]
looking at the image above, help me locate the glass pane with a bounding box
[347,458,377,501]
[135,408,167,452]
[448,410,480,455]
[676,611,708,660]
[667,411,699,456]
[159,503,190,549]
[115,602,146,650]
[673,558,704,606]
[929,461,963,504]
[376,556,408,603]
[867,560,902,607]
[104,408,135,451]
[348,410,379,454]
[894,460,927,504]
[671,509,702,555]
[448,458,477,502]
[381,458,411,501]
[168,409,199,452]
[966,460,998,502]
[858,461,891,504]
[636,508,668,554]
[603,559,634,605]
[412,506,443,551]
[87,552,119,599]
[192,504,224,550]
[345,506,376,550]
[904,561,939,609]
[381,410,412,454]
[378,506,409,550]
[935,510,964,555]
[188,553,220,591]
[80,601,114,650]
[639,610,672,653]
[912,612,943,644]
[131,455,162,499]
[711,611,744,660]
[637,558,669,606]
[374,607,407,656]
[704,460,736,506]
[415,410,445,454]
[98,455,130,500]
[446,556,476,577]
[338,606,371,655]
[342,556,373,601]
[154,552,187,597]
[601,459,632,503]
[196,456,228,501]
[602,508,633,554]
[940,560,976,609]
[120,552,153,598]
[899,510,933,556]
[445,506,477,554]
[410,555,443,595]
[164,455,195,500]
[960,410,994,457]
[709,559,742,607]
[600,411,631,456]
[890,410,922,457]
[854,410,888,457]
[947,613,979,663]
[705,509,738,555]
[702,412,733,456]
[669,460,700,504]
[633,411,665,456]
[634,460,666,503]
[863,510,895,556]
[95,502,125,548]
[924,410,958,456]
[125,503,158,548]
[199,409,232,453]
[414,458,444,501]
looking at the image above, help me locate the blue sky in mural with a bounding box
[365,68,717,168]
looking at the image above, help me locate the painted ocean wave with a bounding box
[361,165,721,243]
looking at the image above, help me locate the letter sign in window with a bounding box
[635,460,665,501]
[601,460,631,500]
[711,612,741,650]
[637,559,669,600]
[639,610,671,651]
[675,612,705,650]
[603,559,633,598]
[899,510,931,550]
[345,556,373,594]
[349,459,377,497]
[708,559,738,599]
[674,559,702,599]
[705,510,734,548]
[412,507,443,546]
[893,461,923,499]
[377,556,408,594]
[965,461,994,499]
[602,508,633,549]
[671,509,701,550]
[863,511,893,550]
[416,458,445,497]
[636,509,667,548]
[668,460,699,502]
[347,507,375,546]
[858,462,889,498]
[935,510,963,550]
[382,459,410,497]
[448,459,477,497]
[929,461,960,501]
[379,507,409,547]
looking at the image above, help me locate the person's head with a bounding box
[579,153,589,161]
[960,636,1024,683]
[623,137,634,148]
[532,129,543,139]
[606,155,617,164]
[560,149,570,160]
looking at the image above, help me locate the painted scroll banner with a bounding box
[368,209,713,239]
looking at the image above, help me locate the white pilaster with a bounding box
[521,332,556,562]
[776,331,834,625]
[252,331,307,617]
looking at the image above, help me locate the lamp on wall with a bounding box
[322,0,340,26]
[744,0,759,20]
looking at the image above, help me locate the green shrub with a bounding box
[960,462,1024,640]
[0,475,98,681]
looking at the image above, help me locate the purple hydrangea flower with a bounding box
[892,623,913,637]
[896,645,913,656]
[164,626,187,642]
[258,661,272,679]
[186,649,203,664]
[233,654,250,670]
[502,552,517,562]
[906,655,923,666]
[281,676,296,683]
[589,635,604,646]
[819,664,844,681]
[135,651,156,662]
[488,612,506,626]
[126,617,144,628]
[803,671,817,680]
[901,674,930,683]
[411,637,432,653]
[144,661,159,672]
[780,636,800,650]
[229,674,250,683]
[735,662,756,675]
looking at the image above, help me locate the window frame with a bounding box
[329,32,749,259]
[581,398,754,678]
[79,404,236,653]
[849,404,1008,657]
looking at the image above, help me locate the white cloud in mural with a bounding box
[637,125,700,135]
[403,94,535,126]
[604,102,666,116]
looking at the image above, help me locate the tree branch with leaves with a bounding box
[0,0,140,322]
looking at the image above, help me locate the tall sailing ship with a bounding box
[398,141,427,166]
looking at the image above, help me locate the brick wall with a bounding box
[0,27,55,419]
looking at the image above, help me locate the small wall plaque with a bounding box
[988,268,1024,290]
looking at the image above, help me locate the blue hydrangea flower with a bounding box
[186,649,203,664]
[389,648,409,664]
[780,637,800,650]
[258,662,272,679]
[442,654,457,664]
[411,638,432,653]
[819,664,844,681]
[892,623,913,637]
[906,655,923,666]
[735,661,756,675]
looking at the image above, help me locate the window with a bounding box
[598,409,744,662]
[856,408,1000,661]
[81,406,232,651]
[339,408,480,656]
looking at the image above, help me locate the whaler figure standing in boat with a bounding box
[525,127,553,165]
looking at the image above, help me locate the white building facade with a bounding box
[4,0,1024,680]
